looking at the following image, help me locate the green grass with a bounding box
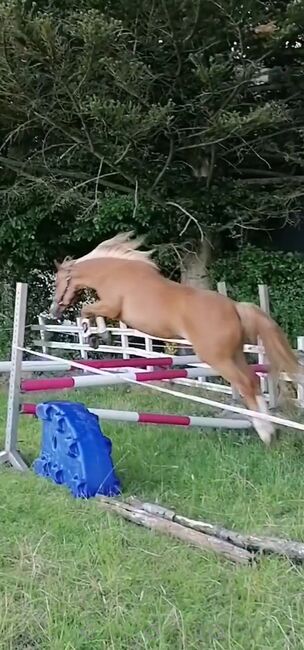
[2,386,304,649]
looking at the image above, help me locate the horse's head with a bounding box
[50,259,78,319]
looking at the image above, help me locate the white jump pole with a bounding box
[0,282,28,470]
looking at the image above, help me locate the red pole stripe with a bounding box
[21,403,37,414]
[252,363,268,374]
[70,357,174,369]
[21,377,75,392]
[138,413,191,425]
[135,369,188,382]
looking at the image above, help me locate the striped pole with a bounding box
[21,366,220,393]
[0,357,269,375]
[0,354,200,374]
[21,364,269,393]
[21,403,252,429]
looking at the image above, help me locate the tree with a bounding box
[0,0,304,289]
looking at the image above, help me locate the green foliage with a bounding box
[0,0,304,277]
[0,265,55,358]
[212,245,304,344]
[0,278,15,358]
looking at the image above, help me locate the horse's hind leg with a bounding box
[233,351,276,444]
[205,354,276,445]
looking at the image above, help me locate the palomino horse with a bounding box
[50,231,301,445]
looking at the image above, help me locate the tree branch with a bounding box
[161,0,182,76]
[207,143,216,188]
[177,125,241,151]
[238,175,304,186]
[32,110,136,188]
[166,200,204,240]
[183,0,201,43]
[128,498,304,563]
[97,497,252,564]
[0,154,134,194]
[151,137,174,190]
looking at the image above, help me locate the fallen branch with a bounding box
[127,498,304,563]
[97,497,252,565]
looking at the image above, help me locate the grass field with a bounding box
[2,385,304,649]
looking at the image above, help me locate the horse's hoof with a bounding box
[88,334,100,350]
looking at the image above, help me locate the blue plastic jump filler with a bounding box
[33,401,121,498]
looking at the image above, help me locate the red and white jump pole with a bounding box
[21,364,268,393]
[21,403,252,429]
[20,366,220,392]
[0,354,201,374]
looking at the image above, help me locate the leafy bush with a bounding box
[211,246,304,345]
[0,279,15,359]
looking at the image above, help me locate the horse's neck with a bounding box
[73,260,104,289]
[74,258,124,290]
[75,258,159,291]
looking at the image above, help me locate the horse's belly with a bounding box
[121,302,181,340]
[124,314,181,339]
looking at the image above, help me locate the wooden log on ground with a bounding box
[127,498,304,563]
[96,497,253,565]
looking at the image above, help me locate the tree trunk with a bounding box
[180,237,212,290]
[177,237,213,358]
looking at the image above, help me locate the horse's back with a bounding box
[107,261,241,343]
[117,263,181,336]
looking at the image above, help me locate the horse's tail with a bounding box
[235,302,301,379]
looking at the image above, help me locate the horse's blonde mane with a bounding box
[74,231,157,267]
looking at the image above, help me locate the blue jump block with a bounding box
[33,401,121,498]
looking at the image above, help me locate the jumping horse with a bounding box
[50,231,301,445]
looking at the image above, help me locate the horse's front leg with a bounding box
[80,300,120,350]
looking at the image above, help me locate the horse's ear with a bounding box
[54,259,60,270]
